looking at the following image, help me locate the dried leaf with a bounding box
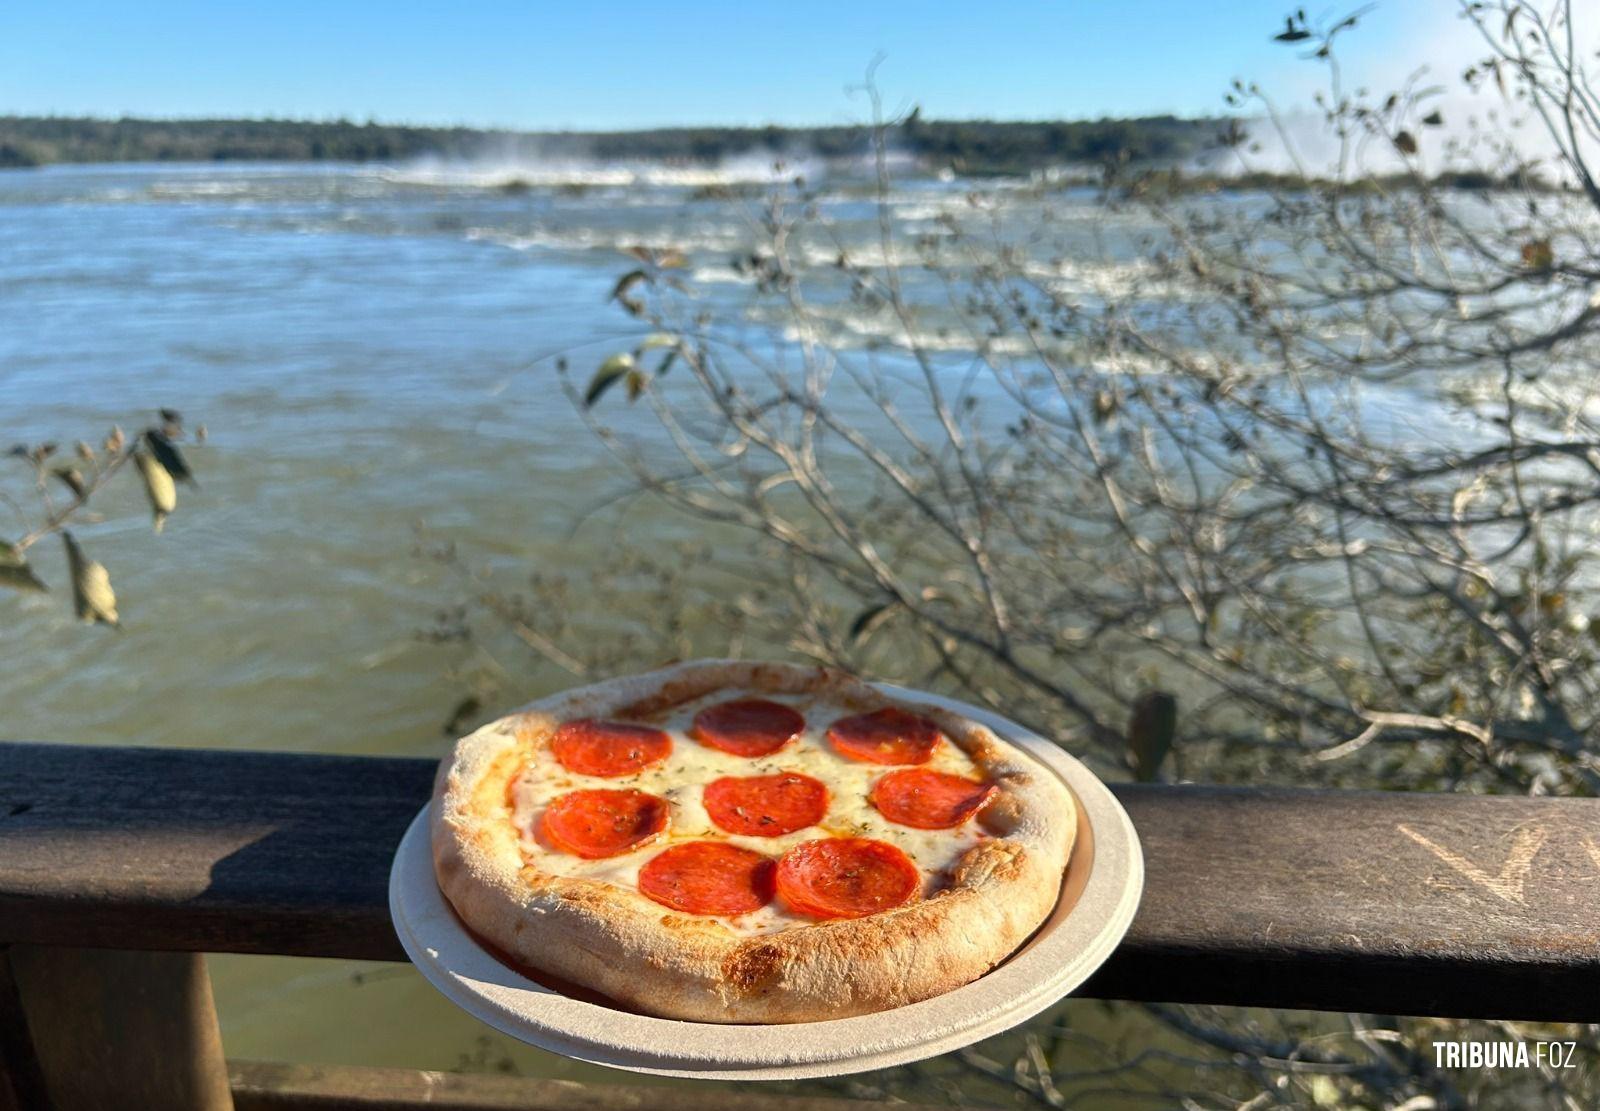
[609,269,648,317]
[1127,691,1177,782]
[1521,239,1554,271]
[443,695,482,735]
[585,353,636,407]
[624,368,648,401]
[848,600,901,643]
[62,531,119,628]
[1393,130,1418,156]
[623,246,686,269]
[1273,15,1312,42]
[0,540,47,594]
[52,467,87,501]
[143,429,196,486]
[134,448,178,533]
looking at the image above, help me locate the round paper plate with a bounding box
[389,688,1143,1080]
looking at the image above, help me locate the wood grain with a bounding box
[6,946,234,1110]
[0,949,49,1111]
[229,1060,946,1111]
[0,742,1595,1020]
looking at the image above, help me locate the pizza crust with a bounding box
[431,659,1075,1023]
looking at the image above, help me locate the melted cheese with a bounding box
[509,689,987,935]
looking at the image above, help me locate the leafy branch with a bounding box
[2,410,204,629]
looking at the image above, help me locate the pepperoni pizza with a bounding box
[431,660,1074,1023]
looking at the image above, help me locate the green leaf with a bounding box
[637,333,680,352]
[584,353,636,407]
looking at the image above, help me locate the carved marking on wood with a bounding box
[1396,823,1547,906]
[1583,835,1600,877]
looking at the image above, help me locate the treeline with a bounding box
[0,114,1221,174]
[1113,166,1561,198]
[0,117,479,168]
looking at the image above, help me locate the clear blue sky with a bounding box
[0,2,1454,129]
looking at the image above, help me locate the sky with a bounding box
[0,2,1481,130]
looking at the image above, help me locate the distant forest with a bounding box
[0,114,1222,174]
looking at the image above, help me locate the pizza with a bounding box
[431,659,1075,1023]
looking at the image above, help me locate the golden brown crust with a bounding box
[431,659,1074,1023]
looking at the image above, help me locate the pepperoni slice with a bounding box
[775,838,921,919]
[540,789,668,859]
[826,707,942,765]
[638,841,775,916]
[690,699,804,757]
[550,719,671,778]
[870,769,997,829]
[703,772,829,837]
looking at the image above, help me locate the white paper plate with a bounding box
[389,689,1143,1079]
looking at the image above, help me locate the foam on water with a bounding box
[383,147,827,191]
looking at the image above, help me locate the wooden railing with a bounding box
[1,740,1596,1109]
